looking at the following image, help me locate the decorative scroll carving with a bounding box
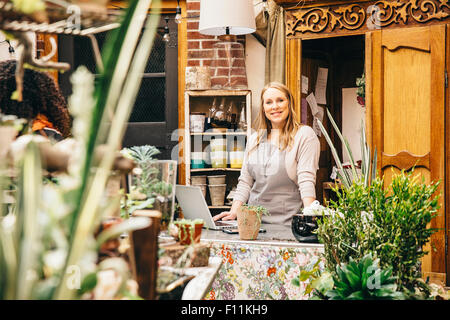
[287,4,366,34]
[286,0,450,38]
[381,150,430,171]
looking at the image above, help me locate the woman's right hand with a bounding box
[213,200,242,221]
[213,210,237,221]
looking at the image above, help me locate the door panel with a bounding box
[368,25,446,284]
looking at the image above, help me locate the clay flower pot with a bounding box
[237,205,267,240]
[174,219,204,245]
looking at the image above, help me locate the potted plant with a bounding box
[172,219,204,245]
[237,204,268,240]
[301,110,447,300]
[356,73,365,107]
[121,146,177,230]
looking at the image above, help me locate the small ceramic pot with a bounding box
[291,214,322,243]
[174,221,204,245]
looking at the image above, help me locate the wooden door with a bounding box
[367,25,446,284]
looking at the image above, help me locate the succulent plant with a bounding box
[326,253,404,300]
[122,145,160,167]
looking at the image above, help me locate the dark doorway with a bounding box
[58,14,178,160]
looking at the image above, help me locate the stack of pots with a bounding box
[191,175,207,198]
[207,175,226,206]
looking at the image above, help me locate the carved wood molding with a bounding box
[286,0,450,38]
[381,150,430,171]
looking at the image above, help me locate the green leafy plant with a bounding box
[326,253,404,300]
[120,145,161,218]
[316,110,376,189]
[317,171,439,295]
[292,257,333,299]
[241,204,269,221]
[121,146,177,229]
[122,145,161,166]
[315,110,441,299]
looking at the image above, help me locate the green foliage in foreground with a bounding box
[326,253,404,300]
[318,171,439,293]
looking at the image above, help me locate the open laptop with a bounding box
[175,185,237,230]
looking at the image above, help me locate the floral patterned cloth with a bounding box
[203,241,324,300]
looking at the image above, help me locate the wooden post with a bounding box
[130,209,161,300]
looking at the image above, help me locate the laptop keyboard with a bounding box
[215,220,237,228]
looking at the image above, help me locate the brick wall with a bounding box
[186,0,248,88]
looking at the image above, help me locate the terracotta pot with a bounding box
[237,207,261,240]
[191,175,207,185]
[208,184,226,206]
[207,174,226,185]
[174,222,204,245]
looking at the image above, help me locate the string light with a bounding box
[175,0,182,24]
[163,16,170,42]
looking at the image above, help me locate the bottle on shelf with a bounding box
[205,97,217,132]
[238,102,247,131]
[226,101,234,129]
[212,98,228,129]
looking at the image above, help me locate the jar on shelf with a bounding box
[210,151,227,168]
[229,151,244,168]
[210,137,227,152]
[190,112,206,133]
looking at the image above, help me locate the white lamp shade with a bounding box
[199,0,256,36]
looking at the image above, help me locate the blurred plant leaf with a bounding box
[96,216,151,248]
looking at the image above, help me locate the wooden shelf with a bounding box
[190,131,247,136]
[184,90,251,186]
[186,89,251,97]
[191,168,242,172]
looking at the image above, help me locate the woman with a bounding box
[213,82,320,226]
[0,59,71,141]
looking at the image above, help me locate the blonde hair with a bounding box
[251,82,301,152]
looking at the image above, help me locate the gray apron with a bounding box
[247,141,302,226]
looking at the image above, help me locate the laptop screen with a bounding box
[175,185,224,229]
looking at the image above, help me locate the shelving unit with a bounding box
[184,90,251,211]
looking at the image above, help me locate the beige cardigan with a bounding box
[233,125,320,203]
